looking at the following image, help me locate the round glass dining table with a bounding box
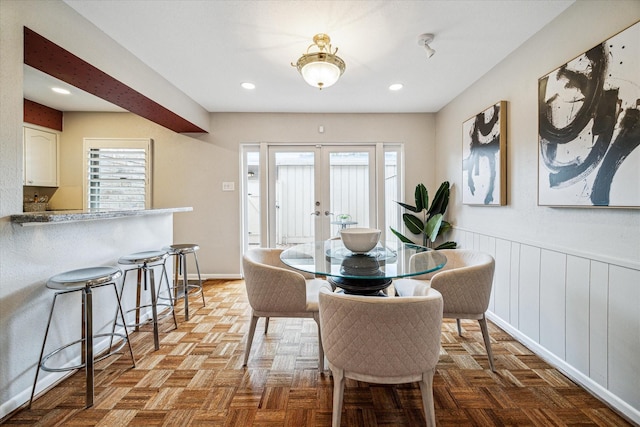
[280,240,447,295]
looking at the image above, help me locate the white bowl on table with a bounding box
[340,228,381,254]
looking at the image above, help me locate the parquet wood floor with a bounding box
[5,279,633,426]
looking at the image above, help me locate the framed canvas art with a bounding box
[462,101,507,206]
[538,21,640,208]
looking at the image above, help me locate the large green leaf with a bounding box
[414,183,428,212]
[402,213,424,234]
[427,181,450,216]
[395,201,419,213]
[435,241,457,250]
[439,220,452,236]
[389,227,414,243]
[425,213,443,242]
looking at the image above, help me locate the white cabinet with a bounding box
[24,126,59,187]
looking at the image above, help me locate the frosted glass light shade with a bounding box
[301,61,341,89]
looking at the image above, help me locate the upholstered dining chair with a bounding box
[319,287,443,427]
[242,247,331,371]
[394,249,496,371]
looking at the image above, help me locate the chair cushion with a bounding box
[305,279,331,311]
[393,278,431,296]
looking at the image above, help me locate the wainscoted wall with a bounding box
[450,227,640,424]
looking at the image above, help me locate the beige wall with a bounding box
[60,112,436,276]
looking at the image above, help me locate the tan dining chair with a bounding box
[394,249,496,371]
[319,287,443,427]
[242,247,331,371]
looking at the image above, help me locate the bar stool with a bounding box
[30,266,135,409]
[163,244,205,321]
[118,250,177,351]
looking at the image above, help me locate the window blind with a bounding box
[87,147,148,210]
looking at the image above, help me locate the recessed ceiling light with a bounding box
[51,87,70,95]
[389,83,403,91]
[241,82,256,90]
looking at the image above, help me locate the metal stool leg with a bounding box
[160,261,178,328]
[29,292,60,408]
[135,269,143,332]
[192,251,206,307]
[146,264,160,350]
[84,286,94,407]
[173,255,179,300]
[109,278,124,351]
[181,254,190,320]
[110,282,136,367]
[118,268,142,333]
[179,250,205,321]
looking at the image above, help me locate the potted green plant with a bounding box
[390,181,457,249]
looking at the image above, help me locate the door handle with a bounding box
[310,211,320,216]
[325,211,333,216]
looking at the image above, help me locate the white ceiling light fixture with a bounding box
[389,83,404,91]
[293,33,346,90]
[418,33,436,59]
[241,82,256,90]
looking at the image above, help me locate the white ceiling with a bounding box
[24,65,126,112]
[31,0,574,113]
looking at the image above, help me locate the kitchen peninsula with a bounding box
[10,206,192,225]
[1,206,193,416]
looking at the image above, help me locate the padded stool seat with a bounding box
[30,266,135,409]
[163,244,205,320]
[118,250,177,351]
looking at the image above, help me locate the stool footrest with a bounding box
[41,332,130,373]
[119,303,175,328]
[160,284,204,301]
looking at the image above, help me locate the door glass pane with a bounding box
[246,151,260,248]
[384,149,399,237]
[274,151,315,247]
[329,151,370,236]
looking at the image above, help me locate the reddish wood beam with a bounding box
[24,27,206,133]
[24,99,63,131]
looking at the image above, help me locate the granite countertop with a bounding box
[10,207,193,226]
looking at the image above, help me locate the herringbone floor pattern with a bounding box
[5,280,632,426]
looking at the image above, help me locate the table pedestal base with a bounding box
[328,277,391,296]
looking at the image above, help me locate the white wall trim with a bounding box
[197,273,243,280]
[452,226,640,426]
[454,226,639,270]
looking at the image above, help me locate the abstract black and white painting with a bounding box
[462,101,507,206]
[538,21,640,208]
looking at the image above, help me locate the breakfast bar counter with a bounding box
[2,206,193,415]
[10,207,193,226]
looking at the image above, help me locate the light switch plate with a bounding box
[222,181,235,191]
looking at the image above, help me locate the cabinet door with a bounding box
[24,127,58,187]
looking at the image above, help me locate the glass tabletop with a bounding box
[280,240,447,280]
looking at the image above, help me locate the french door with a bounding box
[267,144,376,247]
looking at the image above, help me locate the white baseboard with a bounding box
[191,273,243,280]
